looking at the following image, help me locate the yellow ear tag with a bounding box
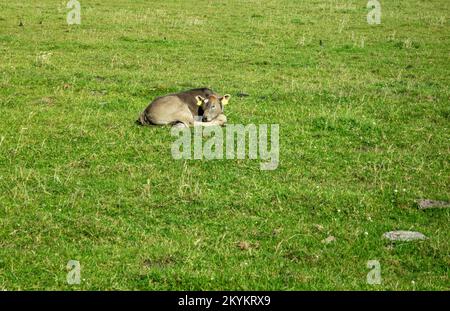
[221,94,231,105]
[196,98,203,106]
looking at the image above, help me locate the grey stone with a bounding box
[383,231,427,241]
[321,236,336,244]
[416,199,450,209]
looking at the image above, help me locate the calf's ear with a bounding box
[195,95,206,106]
[220,94,231,105]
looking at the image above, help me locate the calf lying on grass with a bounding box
[136,88,230,128]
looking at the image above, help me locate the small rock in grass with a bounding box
[383,231,427,241]
[314,224,324,231]
[34,97,54,105]
[237,241,251,250]
[321,236,336,244]
[416,199,449,209]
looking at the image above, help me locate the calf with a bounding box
[136,88,230,127]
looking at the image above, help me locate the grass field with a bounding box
[0,0,449,290]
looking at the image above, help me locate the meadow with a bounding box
[0,0,448,290]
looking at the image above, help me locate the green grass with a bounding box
[0,0,449,290]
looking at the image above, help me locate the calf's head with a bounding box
[195,94,231,122]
